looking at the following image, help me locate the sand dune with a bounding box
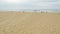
[0,12,60,34]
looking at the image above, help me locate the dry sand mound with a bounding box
[0,12,60,34]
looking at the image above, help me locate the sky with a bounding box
[0,0,60,11]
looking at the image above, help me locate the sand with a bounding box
[0,12,60,34]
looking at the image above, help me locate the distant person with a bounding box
[34,10,37,12]
[41,11,44,13]
[23,11,24,13]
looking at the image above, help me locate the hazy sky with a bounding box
[0,0,60,10]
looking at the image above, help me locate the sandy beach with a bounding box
[0,12,60,34]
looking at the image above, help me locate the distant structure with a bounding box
[21,10,48,13]
[40,10,48,14]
